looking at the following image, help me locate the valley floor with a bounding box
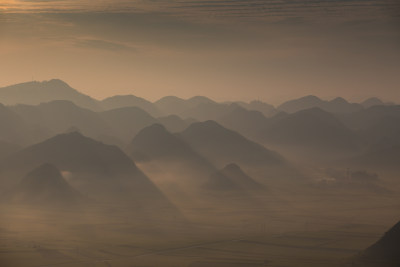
[1,179,399,267]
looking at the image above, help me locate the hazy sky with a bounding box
[0,0,399,104]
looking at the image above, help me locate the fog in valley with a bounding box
[0,80,399,267]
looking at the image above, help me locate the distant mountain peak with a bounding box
[187,96,215,104]
[278,95,362,114]
[361,97,384,108]
[0,79,100,110]
[156,95,185,102]
[330,97,348,104]
[44,78,70,87]
[302,95,321,101]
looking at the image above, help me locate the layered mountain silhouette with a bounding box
[0,132,177,213]
[1,131,138,176]
[0,103,34,145]
[361,97,385,108]
[100,106,158,143]
[350,145,400,171]
[11,100,113,143]
[338,105,400,150]
[3,163,83,207]
[261,107,361,152]
[157,115,188,133]
[155,95,217,117]
[338,105,400,132]
[180,102,236,121]
[217,106,269,141]
[278,95,363,114]
[130,124,215,173]
[360,221,400,265]
[155,96,190,115]
[101,95,161,116]
[179,120,285,169]
[220,163,264,191]
[0,79,100,110]
[235,100,277,117]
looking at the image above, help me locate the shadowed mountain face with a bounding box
[220,163,264,191]
[0,79,100,110]
[1,131,137,176]
[3,163,82,206]
[262,108,360,152]
[130,124,214,173]
[206,163,264,192]
[0,132,174,207]
[179,120,285,168]
[278,95,363,114]
[362,221,400,264]
[101,95,161,117]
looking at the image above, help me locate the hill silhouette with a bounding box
[3,163,83,207]
[235,100,276,117]
[217,105,269,141]
[262,107,360,152]
[100,106,158,143]
[361,97,385,108]
[0,132,174,207]
[350,145,400,171]
[101,95,161,116]
[360,221,400,265]
[278,95,363,114]
[0,79,100,110]
[220,163,264,191]
[130,124,215,173]
[155,95,217,118]
[180,102,236,121]
[338,105,400,132]
[0,103,36,145]
[206,163,264,192]
[11,100,113,143]
[157,114,188,133]
[1,131,138,176]
[179,120,285,169]
[154,96,189,115]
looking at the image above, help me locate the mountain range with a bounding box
[0,78,397,204]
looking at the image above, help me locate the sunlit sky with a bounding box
[0,0,399,103]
